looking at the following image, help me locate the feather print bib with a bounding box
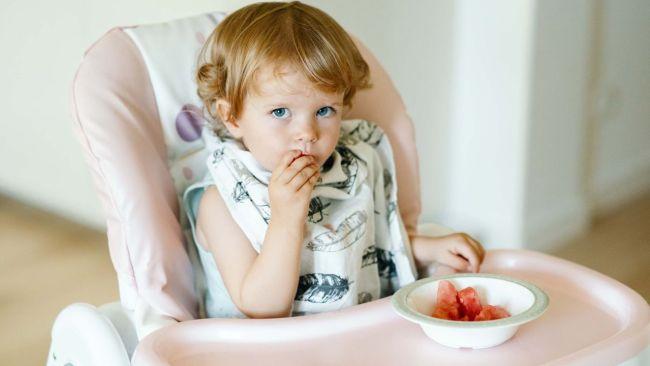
[183,119,418,317]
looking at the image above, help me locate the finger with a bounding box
[291,164,319,191]
[279,155,315,184]
[456,233,485,262]
[453,240,481,273]
[457,233,484,261]
[439,250,470,272]
[466,236,485,262]
[271,150,301,181]
[298,170,320,192]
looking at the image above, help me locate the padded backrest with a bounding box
[123,12,225,199]
[71,11,421,321]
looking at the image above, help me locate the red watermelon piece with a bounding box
[432,280,462,320]
[458,287,482,320]
[436,280,458,305]
[431,280,511,321]
[432,303,461,320]
[475,305,511,321]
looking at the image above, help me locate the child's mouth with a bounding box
[291,152,315,164]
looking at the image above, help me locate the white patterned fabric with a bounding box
[183,119,418,318]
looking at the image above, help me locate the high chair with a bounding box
[48,11,649,366]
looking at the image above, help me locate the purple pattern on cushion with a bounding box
[175,104,203,142]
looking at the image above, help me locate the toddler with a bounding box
[183,1,485,319]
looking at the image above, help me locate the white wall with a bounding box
[523,0,591,250]
[444,0,535,248]
[590,0,650,214]
[441,0,649,250]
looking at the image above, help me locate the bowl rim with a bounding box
[391,273,549,329]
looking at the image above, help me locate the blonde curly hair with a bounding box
[196,1,371,135]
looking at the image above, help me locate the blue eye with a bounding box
[317,106,336,117]
[271,108,290,119]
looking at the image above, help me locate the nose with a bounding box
[294,119,318,150]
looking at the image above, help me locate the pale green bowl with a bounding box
[391,273,549,349]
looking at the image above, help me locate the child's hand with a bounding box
[410,233,486,273]
[268,150,320,225]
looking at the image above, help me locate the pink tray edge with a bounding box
[133,249,650,366]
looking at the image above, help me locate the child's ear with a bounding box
[215,99,243,139]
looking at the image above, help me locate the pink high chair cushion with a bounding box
[71,17,422,323]
[71,27,198,321]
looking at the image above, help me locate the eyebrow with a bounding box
[264,102,343,108]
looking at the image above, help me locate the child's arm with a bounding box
[409,233,486,274]
[197,151,320,318]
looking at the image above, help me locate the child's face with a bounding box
[220,64,343,172]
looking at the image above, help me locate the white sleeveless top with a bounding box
[183,119,417,318]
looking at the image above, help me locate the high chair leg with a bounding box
[98,301,139,359]
[47,303,131,366]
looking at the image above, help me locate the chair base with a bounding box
[47,302,134,366]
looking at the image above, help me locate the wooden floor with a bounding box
[0,192,649,365]
[550,192,650,302]
[0,197,118,366]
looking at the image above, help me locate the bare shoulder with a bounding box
[195,186,225,251]
[197,185,226,229]
[196,185,249,253]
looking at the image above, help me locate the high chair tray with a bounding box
[133,249,649,366]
